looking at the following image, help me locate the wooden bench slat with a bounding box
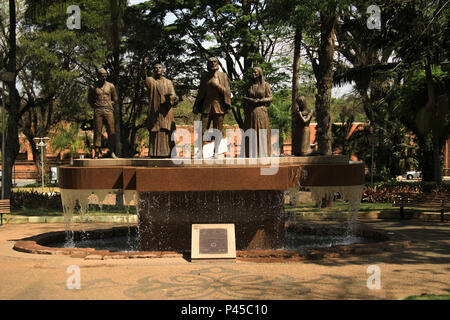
[0,199,10,225]
[392,193,449,222]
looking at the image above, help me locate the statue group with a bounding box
[89,58,313,159]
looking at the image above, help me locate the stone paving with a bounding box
[0,220,449,300]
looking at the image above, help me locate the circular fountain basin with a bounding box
[13,223,410,262]
[57,156,367,252]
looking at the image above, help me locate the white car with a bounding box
[404,171,421,180]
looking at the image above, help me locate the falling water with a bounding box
[94,189,112,214]
[60,189,77,247]
[124,190,137,250]
[309,185,365,238]
[77,190,93,241]
[58,187,370,253]
[60,189,123,248]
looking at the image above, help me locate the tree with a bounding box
[165,0,291,128]
[50,122,88,165]
[1,0,21,199]
[108,0,126,157]
[384,0,449,183]
[390,69,449,182]
[333,1,411,179]
[20,0,109,170]
[332,1,449,181]
[268,91,291,150]
[313,1,338,156]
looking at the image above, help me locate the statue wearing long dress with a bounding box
[292,95,313,156]
[141,59,178,158]
[242,67,273,157]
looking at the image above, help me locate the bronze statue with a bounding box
[88,68,118,159]
[193,57,232,135]
[141,59,178,158]
[242,67,273,157]
[292,95,313,156]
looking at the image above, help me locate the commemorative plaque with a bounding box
[191,224,236,261]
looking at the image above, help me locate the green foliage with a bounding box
[383,0,449,68]
[11,190,62,211]
[362,181,450,203]
[392,68,449,137]
[268,91,291,145]
[50,122,88,160]
[159,0,293,128]
[389,68,450,181]
[3,0,447,174]
[403,294,450,301]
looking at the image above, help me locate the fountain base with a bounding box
[57,156,367,252]
[138,190,285,251]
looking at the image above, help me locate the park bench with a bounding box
[392,192,449,222]
[0,199,10,225]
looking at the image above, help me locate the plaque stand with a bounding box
[191,224,236,262]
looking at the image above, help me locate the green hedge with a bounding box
[11,191,62,210]
[362,181,450,203]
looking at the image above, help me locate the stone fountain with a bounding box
[58,156,365,252]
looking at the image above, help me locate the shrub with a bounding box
[11,191,62,211]
[362,181,450,203]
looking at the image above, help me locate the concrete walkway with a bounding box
[0,220,449,300]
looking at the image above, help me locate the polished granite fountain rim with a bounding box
[72,155,352,167]
[59,156,366,190]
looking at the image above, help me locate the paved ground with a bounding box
[0,219,449,300]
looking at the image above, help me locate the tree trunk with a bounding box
[241,0,253,71]
[291,25,302,108]
[3,0,20,199]
[315,5,337,208]
[110,0,126,212]
[425,62,442,185]
[291,25,302,156]
[315,10,337,156]
[432,132,442,184]
[110,0,122,157]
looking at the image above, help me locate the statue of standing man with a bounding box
[193,57,232,136]
[141,58,178,158]
[88,68,118,159]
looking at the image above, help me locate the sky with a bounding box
[129,0,147,5]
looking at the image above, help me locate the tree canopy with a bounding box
[0,0,448,194]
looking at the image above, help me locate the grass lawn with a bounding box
[284,201,439,213]
[11,204,136,217]
[403,294,450,300]
[10,200,442,217]
[12,201,395,217]
[285,201,395,213]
